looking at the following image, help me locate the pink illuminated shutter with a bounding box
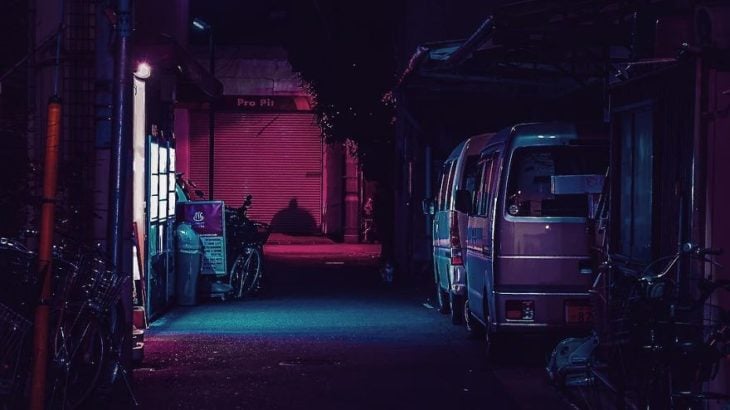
[189,112,323,233]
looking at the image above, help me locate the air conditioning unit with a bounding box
[695,5,730,49]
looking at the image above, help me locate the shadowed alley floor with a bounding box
[112,238,571,410]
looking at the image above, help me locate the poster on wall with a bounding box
[179,201,227,275]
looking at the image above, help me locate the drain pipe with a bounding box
[688,55,707,288]
[29,3,64,408]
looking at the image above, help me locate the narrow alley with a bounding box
[124,237,570,410]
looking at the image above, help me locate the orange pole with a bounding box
[29,98,62,410]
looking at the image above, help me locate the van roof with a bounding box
[445,140,467,161]
[464,133,495,156]
[478,122,606,156]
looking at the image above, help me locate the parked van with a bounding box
[462,122,608,354]
[425,133,493,324]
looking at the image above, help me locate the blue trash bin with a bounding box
[175,222,202,306]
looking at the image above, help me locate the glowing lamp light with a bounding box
[192,17,211,31]
[135,62,151,79]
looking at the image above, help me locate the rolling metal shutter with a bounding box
[189,112,323,233]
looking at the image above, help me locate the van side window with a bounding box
[461,155,481,211]
[437,161,456,211]
[477,155,496,216]
[436,164,447,211]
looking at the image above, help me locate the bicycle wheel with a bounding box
[49,317,105,409]
[229,246,262,299]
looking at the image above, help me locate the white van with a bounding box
[424,134,492,324]
[462,122,608,355]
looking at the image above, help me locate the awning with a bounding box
[396,1,685,105]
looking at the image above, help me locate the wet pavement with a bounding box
[115,238,573,410]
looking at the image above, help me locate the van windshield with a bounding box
[506,145,608,218]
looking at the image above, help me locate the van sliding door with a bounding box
[466,152,500,319]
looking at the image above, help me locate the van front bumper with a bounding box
[449,265,466,295]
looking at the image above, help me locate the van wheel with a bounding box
[484,305,499,361]
[435,279,449,314]
[485,325,495,359]
[463,299,484,339]
[449,293,464,325]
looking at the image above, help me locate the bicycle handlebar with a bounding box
[700,248,723,256]
[682,242,723,257]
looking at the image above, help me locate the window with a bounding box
[461,155,480,192]
[476,155,497,217]
[617,107,653,261]
[505,146,608,217]
[461,155,481,212]
[437,161,456,211]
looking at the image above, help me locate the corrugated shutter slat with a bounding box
[189,112,323,233]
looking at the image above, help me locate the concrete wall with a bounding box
[322,142,344,238]
[191,46,305,96]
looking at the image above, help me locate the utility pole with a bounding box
[108,0,132,273]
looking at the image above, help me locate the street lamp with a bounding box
[192,17,215,200]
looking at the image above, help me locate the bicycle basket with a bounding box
[0,303,31,395]
[87,269,129,314]
[0,241,38,316]
[0,239,34,280]
[253,222,271,244]
[228,220,270,246]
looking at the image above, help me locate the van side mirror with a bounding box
[422,198,435,215]
[454,189,472,214]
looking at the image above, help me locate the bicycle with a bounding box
[548,243,729,410]
[225,194,270,299]
[618,245,726,409]
[637,245,730,409]
[0,234,133,409]
[48,248,130,409]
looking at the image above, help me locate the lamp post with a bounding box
[192,17,215,200]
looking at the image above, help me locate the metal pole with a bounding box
[208,28,215,200]
[108,0,132,269]
[107,0,134,388]
[424,144,432,236]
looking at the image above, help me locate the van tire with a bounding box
[463,298,484,338]
[483,302,499,361]
[436,279,449,314]
[449,293,464,325]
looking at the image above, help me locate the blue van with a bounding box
[425,133,493,324]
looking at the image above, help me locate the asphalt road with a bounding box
[117,243,573,410]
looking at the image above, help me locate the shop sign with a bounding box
[180,201,227,275]
[219,95,311,112]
